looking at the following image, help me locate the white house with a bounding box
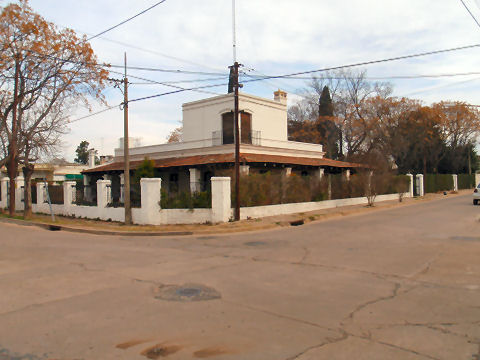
[83,90,361,202]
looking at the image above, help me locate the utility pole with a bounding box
[232,61,240,221]
[8,56,19,216]
[123,52,132,225]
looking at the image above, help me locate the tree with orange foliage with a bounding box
[0,1,109,216]
[166,126,183,143]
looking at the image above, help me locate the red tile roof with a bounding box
[83,153,364,173]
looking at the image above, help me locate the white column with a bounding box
[283,167,292,177]
[0,177,9,208]
[406,174,414,198]
[36,182,45,204]
[315,168,325,180]
[240,165,250,176]
[452,174,458,192]
[119,173,125,203]
[211,177,231,223]
[189,168,201,194]
[83,174,92,202]
[139,178,162,225]
[96,179,111,208]
[63,181,76,206]
[15,176,24,211]
[416,174,424,197]
[476,172,480,187]
[343,169,351,181]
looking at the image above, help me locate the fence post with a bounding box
[416,174,424,197]
[63,181,77,212]
[452,174,458,192]
[140,178,162,224]
[15,176,24,211]
[406,174,414,198]
[0,177,9,208]
[36,182,45,205]
[211,177,231,223]
[97,179,111,208]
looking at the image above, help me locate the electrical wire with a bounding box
[241,71,480,80]
[26,42,480,79]
[128,76,229,85]
[240,43,480,83]
[68,105,119,124]
[129,82,229,103]
[107,69,225,96]
[459,0,480,29]
[87,0,167,41]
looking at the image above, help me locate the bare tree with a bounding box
[0,1,108,215]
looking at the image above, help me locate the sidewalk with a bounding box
[0,190,471,236]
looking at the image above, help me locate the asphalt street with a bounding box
[0,194,479,359]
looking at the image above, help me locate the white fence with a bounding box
[0,176,414,225]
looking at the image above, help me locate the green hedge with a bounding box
[458,174,475,189]
[424,174,453,193]
[160,189,211,209]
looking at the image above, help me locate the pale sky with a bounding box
[4,0,480,160]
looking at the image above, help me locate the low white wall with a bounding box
[3,175,411,226]
[159,209,212,224]
[238,193,408,220]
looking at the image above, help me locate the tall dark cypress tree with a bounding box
[319,86,334,117]
[317,86,339,159]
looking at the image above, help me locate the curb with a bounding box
[0,217,193,237]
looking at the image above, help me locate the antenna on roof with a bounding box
[232,0,237,63]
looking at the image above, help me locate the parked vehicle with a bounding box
[474,184,480,205]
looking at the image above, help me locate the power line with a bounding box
[459,0,480,29]
[240,43,480,83]
[28,42,480,79]
[128,75,229,85]
[240,70,480,81]
[129,82,229,103]
[79,31,226,72]
[87,0,167,41]
[107,69,225,96]
[68,105,119,124]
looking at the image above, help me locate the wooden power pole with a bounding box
[123,52,132,225]
[233,61,240,221]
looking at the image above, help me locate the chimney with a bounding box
[274,89,287,105]
[88,149,96,168]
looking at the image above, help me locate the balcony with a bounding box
[212,130,261,146]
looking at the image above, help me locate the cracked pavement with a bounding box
[0,194,479,359]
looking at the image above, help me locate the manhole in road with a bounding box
[154,284,221,302]
[450,236,480,242]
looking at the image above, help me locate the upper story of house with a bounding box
[182,90,288,144]
[113,90,324,161]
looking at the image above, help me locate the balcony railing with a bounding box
[212,130,261,146]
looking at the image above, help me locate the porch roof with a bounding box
[82,153,364,174]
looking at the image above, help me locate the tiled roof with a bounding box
[83,153,364,173]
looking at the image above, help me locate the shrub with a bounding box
[160,189,211,209]
[424,174,453,193]
[458,174,475,189]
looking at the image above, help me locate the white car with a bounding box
[474,183,480,205]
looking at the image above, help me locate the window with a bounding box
[222,112,234,144]
[241,112,252,144]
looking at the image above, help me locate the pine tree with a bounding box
[316,86,339,159]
